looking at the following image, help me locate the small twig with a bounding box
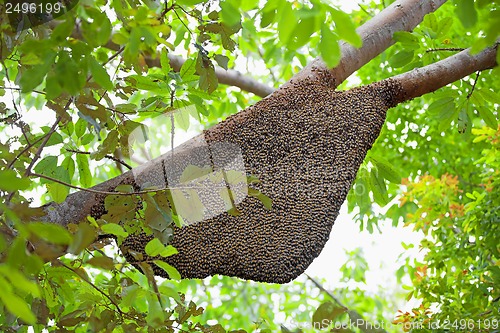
[170,89,175,157]
[172,8,194,37]
[160,1,175,18]
[58,260,125,318]
[65,149,132,170]
[6,131,51,170]
[103,46,125,66]
[28,172,219,196]
[176,4,205,22]
[425,47,465,53]
[305,274,388,333]
[24,115,63,176]
[6,112,64,203]
[466,71,480,99]
[0,59,22,117]
[256,48,278,84]
[0,85,46,95]
[305,274,347,310]
[358,4,375,17]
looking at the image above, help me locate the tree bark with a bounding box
[35,0,499,283]
[282,0,448,90]
[393,45,498,101]
[41,43,499,228]
[80,0,448,98]
[41,0,493,228]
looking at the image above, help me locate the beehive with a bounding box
[120,77,404,283]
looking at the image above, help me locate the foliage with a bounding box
[394,126,500,332]
[0,0,498,332]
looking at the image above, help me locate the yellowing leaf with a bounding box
[101,223,129,238]
[86,256,115,270]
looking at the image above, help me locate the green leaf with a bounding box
[180,165,212,183]
[45,73,63,100]
[455,0,477,29]
[158,285,181,302]
[214,54,229,70]
[476,88,500,105]
[0,291,36,325]
[28,222,73,245]
[427,97,456,118]
[278,2,296,45]
[320,23,341,68]
[81,7,112,47]
[0,169,30,191]
[19,52,56,93]
[144,194,173,232]
[61,156,75,180]
[312,302,346,329]
[288,16,316,50]
[173,108,191,131]
[0,266,41,297]
[370,156,401,183]
[436,17,454,38]
[260,9,276,28]
[86,256,115,270]
[477,106,498,129]
[390,50,414,68]
[76,153,92,188]
[170,189,205,223]
[330,8,362,48]
[159,245,178,257]
[75,118,88,138]
[145,238,165,257]
[89,57,114,90]
[92,129,119,161]
[370,168,389,206]
[257,193,272,210]
[248,188,272,210]
[34,155,56,174]
[50,15,75,42]
[160,51,172,73]
[101,223,129,238]
[180,58,197,82]
[220,0,241,27]
[393,31,420,49]
[68,223,97,255]
[54,51,84,95]
[48,182,69,203]
[153,260,181,280]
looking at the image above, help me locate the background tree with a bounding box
[0,0,499,332]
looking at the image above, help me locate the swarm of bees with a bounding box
[120,76,403,283]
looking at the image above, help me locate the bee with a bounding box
[121,78,401,283]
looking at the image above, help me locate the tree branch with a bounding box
[283,0,448,90]
[157,54,276,98]
[392,43,498,103]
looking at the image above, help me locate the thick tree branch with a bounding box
[392,44,498,102]
[160,54,275,98]
[46,21,274,98]
[284,0,448,90]
[39,0,496,231]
